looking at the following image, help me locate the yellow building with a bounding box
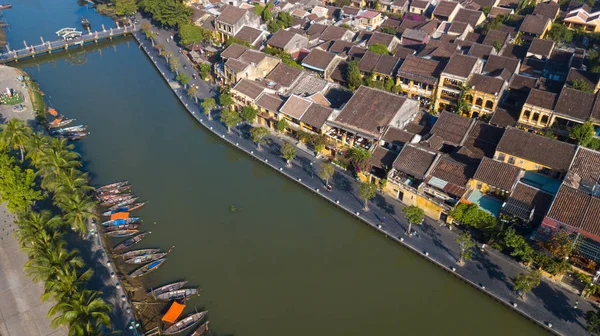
[434,54,480,113]
[467,74,507,118]
[563,6,600,33]
[469,157,522,198]
[518,88,557,129]
[396,56,442,108]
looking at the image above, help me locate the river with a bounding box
[6,1,547,335]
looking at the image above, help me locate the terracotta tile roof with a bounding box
[524,88,557,110]
[503,182,553,222]
[509,74,538,92]
[483,55,520,80]
[397,19,424,34]
[265,63,303,88]
[430,111,473,146]
[474,157,522,190]
[461,121,504,159]
[329,61,347,84]
[496,127,577,171]
[302,49,337,71]
[448,21,470,34]
[300,103,333,129]
[348,46,367,59]
[532,1,559,20]
[368,146,399,171]
[454,8,483,27]
[464,32,484,43]
[490,107,519,128]
[374,54,401,75]
[519,15,550,36]
[569,147,600,184]
[411,0,430,9]
[382,127,415,147]
[393,144,437,180]
[367,32,396,47]
[232,79,266,100]
[306,23,328,37]
[234,26,263,45]
[267,30,297,49]
[320,26,353,41]
[394,46,416,59]
[279,95,313,119]
[329,40,355,54]
[489,6,513,19]
[469,74,505,95]
[221,43,249,59]
[593,91,600,122]
[501,44,528,60]
[238,49,267,65]
[342,5,360,16]
[482,30,509,47]
[527,38,554,57]
[332,86,409,137]
[217,6,249,25]
[443,54,478,78]
[433,1,460,17]
[429,156,476,190]
[289,73,329,96]
[397,55,445,86]
[468,43,494,60]
[554,87,596,121]
[546,185,600,236]
[255,93,284,112]
[403,28,429,42]
[567,68,600,92]
[358,51,381,73]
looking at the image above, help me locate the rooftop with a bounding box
[554,87,596,121]
[300,103,334,129]
[232,79,266,100]
[443,54,479,78]
[302,49,337,71]
[265,63,303,88]
[279,94,312,119]
[429,111,473,146]
[217,5,249,25]
[255,93,284,112]
[524,88,557,110]
[397,55,445,86]
[392,144,437,180]
[502,182,553,223]
[519,14,550,36]
[473,157,522,190]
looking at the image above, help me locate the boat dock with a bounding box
[0,23,139,64]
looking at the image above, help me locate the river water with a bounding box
[6,1,546,335]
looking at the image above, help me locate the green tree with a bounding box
[187,85,197,103]
[56,193,98,235]
[277,12,294,27]
[403,205,424,234]
[250,127,270,150]
[312,134,328,154]
[48,168,94,201]
[267,20,282,33]
[541,230,574,259]
[115,0,138,15]
[336,0,351,6]
[201,97,216,120]
[169,56,181,74]
[15,210,64,252]
[587,308,600,335]
[502,227,534,264]
[455,232,476,265]
[241,105,259,123]
[381,27,397,35]
[482,6,491,15]
[25,132,49,167]
[176,72,191,87]
[225,37,251,48]
[43,267,93,303]
[198,63,211,79]
[347,60,362,91]
[513,269,542,300]
[219,94,234,107]
[368,43,389,55]
[492,40,503,52]
[38,138,81,192]
[277,119,288,134]
[25,240,84,283]
[359,182,377,211]
[0,154,43,213]
[317,162,335,187]
[178,23,205,45]
[254,3,265,15]
[547,23,573,43]
[571,78,593,92]
[49,289,111,335]
[280,141,297,166]
[349,147,371,173]
[138,0,192,27]
[384,77,395,92]
[220,108,242,133]
[449,203,497,233]
[262,8,272,21]
[366,72,383,89]
[1,119,31,162]
[145,30,157,46]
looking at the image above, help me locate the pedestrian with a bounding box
[381,216,386,226]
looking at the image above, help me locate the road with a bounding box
[133,16,595,336]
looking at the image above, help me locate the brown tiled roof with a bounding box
[474,157,521,190]
[496,127,577,171]
[394,46,416,59]
[430,111,472,146]
[501,44,528,60]
[238,49,267,65]
[255,93,284,112]
[483,55,520,80]
[570,147,600,184]
[532,1,559,20]
[524,88,557,110]
[397,55,444,86]
[300,104,333,129]
[309,92,331,107]
[234,26,263,45]
[527,38,554,57]
[221,43,249,59]
[374,54,401,75]
[368,146,399,171]
[302,49,337,71]
[358,51,381,73]
[367,32,396,47]
[510,74,538,92]
[342,5,360,16]
[448,21,470,34]
[443,54,478,78]
[429,156,475,188]
[503,182,553,222]
[279,95,312,119]
[547,185,600,236]
[519,15,550,35]
[265,63,303,88]
[332,86,409,137]
[348,46,367,59]
[217,6,248,25]
[468,43,494,60]
[306,23,328,37]
[482,30,509,47]
[433,1,460,17]
[567,68,600,92]
[454,8,483,27]
[464,32,484,43]
[382,127,415,147]
[329,61,347,84]
[232,79,265,100]
[554,87,596,121]
[267,30,297,49]
[393,144,437,180]
[320,26,352,41]
[461,121,504,159]
[593,91,600,122]
[469,74,505,95]
[329,40,355,54]
[397,19,423,34]
[489,7,513,19]
[403,28,429,42]
[490,107,519,128]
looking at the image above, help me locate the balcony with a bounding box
[442,80,463,91]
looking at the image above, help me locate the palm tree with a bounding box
[57,193,98,235]
[49,289,111,335]
[14,210,64,251]
[25,241,84,283]
[42,267,93,303]
[1,119,31,161]
[25,132,49,167]
[49,168,94,200]
[38,138,81,191]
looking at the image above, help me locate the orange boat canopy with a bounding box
[50,118,62,125]
[162,301,185,324]
[48,108,58,116]
[110,212,130,220]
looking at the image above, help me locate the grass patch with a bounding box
[17,69,47,125]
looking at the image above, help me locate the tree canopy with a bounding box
[570,120,595,148]
[455,232,476,264]
[368,43,389,55]
[346,60,362,91]
[115,0,138,15]
[587,308,600,335]
[514,269,542,299]
[220,108,242,132]
[241,105,258,122]
[547,23,573,43]
[250,127,270,149]
[178,24,206,45]
[0,151,43,213]
[449,203,497,232]
[403,205,424,225]
[280,141,297,163]
[359,182,377,210]
[317,162,335,185]
[139,0,192,27]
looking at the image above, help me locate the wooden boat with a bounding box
[103,223,141,232]
[96,181,129,193]
[60,132,89,141]
[147,281,187,297]
[129,258,166,278]
[0,4,13,10]
[81,17,90,28]
[51,125,87,134]
[119,248,161,259]
[102,202,146,216]
[163,311,207,335]
[108,197,139,210]
[105,229,139,237]
[48,118,74,128]
[97,192,134,202]
[190,321,210,336]
[102,217,140,227]
[97,185,131,197]
[112,232,148,251]
[125,252,168,265]
[155,288,199,301]
[101,195,136,207]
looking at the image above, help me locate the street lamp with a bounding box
[128,321,141,336]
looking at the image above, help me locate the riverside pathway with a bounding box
[133,17,594,336]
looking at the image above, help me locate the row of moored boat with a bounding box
[47,108,89,140]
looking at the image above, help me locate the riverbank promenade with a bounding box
[133,18,594,336]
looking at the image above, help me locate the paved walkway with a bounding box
[133,18,594,336]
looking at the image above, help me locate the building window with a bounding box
[522,110,531,120]
[476,182,482,189]
[540,167,550,175]
[485,100,494,109]
[475,98,483,106]
[497,153,505,161]
[532,113,540,122]
[508,156,515,164]
[541,115,549,124]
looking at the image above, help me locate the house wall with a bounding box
[397,77,438,108]
[494,150,562,178]
[518,103,553,128]
[468,89,503,117]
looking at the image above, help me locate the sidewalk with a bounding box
[132,19,593,336]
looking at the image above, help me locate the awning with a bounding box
[162,301,185,324]
[48,108,58,116]
[110,212,129,220]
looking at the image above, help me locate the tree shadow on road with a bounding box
[373,194,396,216]
[532,281,585,328]
[332,173,363,207]
[421,223,456,261]
[472,251,511,291]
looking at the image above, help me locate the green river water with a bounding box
[5,1,545,335]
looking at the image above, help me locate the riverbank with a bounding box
[132,20,593,336]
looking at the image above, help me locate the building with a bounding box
[433,1,461,22]
[219,45,280,85]
[301,49,342,78]
[215,6,260,42]
[367,32,401,53]
[409,0,433,15]
[234,26,267,48]
[397,55,445,108]
[470,157,522,197]
[518,14,551,42]
[435,54,482,112]
[266,30,309,54]
[563,4,600,33]
[467,74,507,118]
[518,88,558,130]
[355,10,383,31]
